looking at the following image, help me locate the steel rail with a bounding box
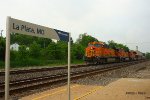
[0,64,88,76]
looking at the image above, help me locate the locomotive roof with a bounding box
[89,41,104,45]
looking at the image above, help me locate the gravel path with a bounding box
[73,60,150,86]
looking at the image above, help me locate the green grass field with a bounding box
[0,59,84,69]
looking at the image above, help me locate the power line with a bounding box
[122,42,150,44]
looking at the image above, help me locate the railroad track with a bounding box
[0,60,147,76]
[0,60,146,97]
[0,64,87,76]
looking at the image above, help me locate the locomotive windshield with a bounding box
[88,44,94,47]
[88,43,103,47]
[94,44,102,47]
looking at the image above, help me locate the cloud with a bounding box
[0,0,150,52]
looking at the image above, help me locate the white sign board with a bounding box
[9,18,69,41]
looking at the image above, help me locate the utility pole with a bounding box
[1,30,3,37]
[136,46,138,51]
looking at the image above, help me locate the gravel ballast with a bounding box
[73,60,150,86]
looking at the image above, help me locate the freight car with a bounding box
[135,50,145,60]
[84,41,144,64]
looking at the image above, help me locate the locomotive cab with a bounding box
[85,42,104,57]
[85,41,120,64]
[85,42,105,64]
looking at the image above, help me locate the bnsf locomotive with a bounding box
[84,41,144,64]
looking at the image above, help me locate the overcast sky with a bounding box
[0,0,150,52]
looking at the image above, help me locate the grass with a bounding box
[0,59,84,69]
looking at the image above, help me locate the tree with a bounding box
[17,45,29,61]
[10,50,18,61]
[43,42,57,60]
[107,40,117,49]
[43,41,67,60]
[0,37,5,61]
[29,41,41,58]
[10,33,52,48]
[57,41,68,59]
[11,33,33,46]
[73,33,98,60]
[146,52,150,59]
[108,40,129,51]
[72,43,84,60]
[76,33,98,47]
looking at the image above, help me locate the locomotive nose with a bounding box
[90,46,95,56]
[90,46,95,50]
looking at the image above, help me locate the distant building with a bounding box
[10,43,19,51]
[84,33,88,36]
[26,47,29,50]
[79,33,88,40]
[10,43,30,51]
[52,39,58,43]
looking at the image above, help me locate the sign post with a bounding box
[5,16,11,100]
[68,33,71,100]
[5,17,71,100]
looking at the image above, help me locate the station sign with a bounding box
[9,18,69,41]
[5,17,71,100]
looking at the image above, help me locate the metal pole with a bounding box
[5,16,11,100]
[68,33,71,100]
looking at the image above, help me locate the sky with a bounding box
[0,0,150,52]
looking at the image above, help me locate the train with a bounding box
[84,41,145,64]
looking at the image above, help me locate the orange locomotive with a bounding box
[84,41,136,64]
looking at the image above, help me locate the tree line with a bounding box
[0,33,150,68]
[0,33,98,67]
